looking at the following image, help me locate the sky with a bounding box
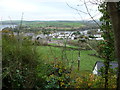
[0,0,102,21]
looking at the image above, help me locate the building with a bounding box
[35,34,49,45]
[93,61,118,75]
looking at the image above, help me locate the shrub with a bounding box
[2,31,45,88]
[72,73,117,88]
[45,61,72,88]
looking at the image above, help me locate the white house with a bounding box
[80,30,88,35]
[24,33,34,37]
[94,34,101,38]
[36,34,47,39]
[93,61,118,75]
[95,37,104,40]
[94,34,104,40]
[51,31,76,40]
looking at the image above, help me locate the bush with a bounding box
[70,73,116,88]
[43,60,117,89]
[45,61,72,88]
[2,31,45,88]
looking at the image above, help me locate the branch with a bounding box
[66,1,101,28]
[84,0,101,28]
[88,0,101,5]
[8,16,15,29]
[66,2,88,14]
[19,12,24,30]
[0,17,2,26]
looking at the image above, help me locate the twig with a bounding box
[17,12,24,42]
[66,2,88,14]
[66,0,101,29]
[84,0,101,28]
[8,16,15,29]
[86,43,98,55]
[0,17,2,26]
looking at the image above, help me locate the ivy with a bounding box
[98,2,115,61]
[98,2,116,88]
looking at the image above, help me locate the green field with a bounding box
[23,21,84,28]
[36,46,102,72]
[48,43,79,49]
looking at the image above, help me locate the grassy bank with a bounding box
[36,46,103,72]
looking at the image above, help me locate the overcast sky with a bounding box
[0,0,101,21]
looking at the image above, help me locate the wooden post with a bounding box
[78,50,80,71]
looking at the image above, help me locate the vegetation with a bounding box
[36,46,102,72]
[2,30,46,88]
[1,21,100,34]
[98,2,117,88]
[43,61,117,88]
[106,2,120,89]
[2,30,107,89]
[2,1,120,88]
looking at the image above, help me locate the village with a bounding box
[2,20,119,89]
[1,0,120,88]
[21,29,104,45]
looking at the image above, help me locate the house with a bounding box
[80,30,88,35]
[97,29,103,33]
[88,34,104,40]
[35,34,48,45]
[95,37,104,40]
[36,34,47,39]
[93,61,118,75]
[94,34,101,38]
[24,33,34,37]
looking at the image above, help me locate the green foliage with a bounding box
[45,61,72,88]
[98,2,116,88]
[98,2,115,60]
[2,31,45,88]
[37,46,103,71]
[24,21,84,28]
[72,73,117,88]
[98,40,115,60]
[99,66,117,78]
[2,30,116,88]
[72,31,81,35]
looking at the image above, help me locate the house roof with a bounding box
[36,34,47,39]
[93,61,118,71]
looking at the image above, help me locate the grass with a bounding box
[48,43,79,49]
[36,46,103,72]
[24,21,84,28]
[48,43,58,46]
[52,38,63,40]
[66,44,79,49]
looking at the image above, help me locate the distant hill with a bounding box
[1,20,101,31]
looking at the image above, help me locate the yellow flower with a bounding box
[50,74,54,77]
[112,85,116,88]
[58,77,63,81]
[76,86,80,88]
[59,69,62,73]
[76,77,83,83]
[54,64,59,68]
[60,82,64,86]
[88,83,92,86]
